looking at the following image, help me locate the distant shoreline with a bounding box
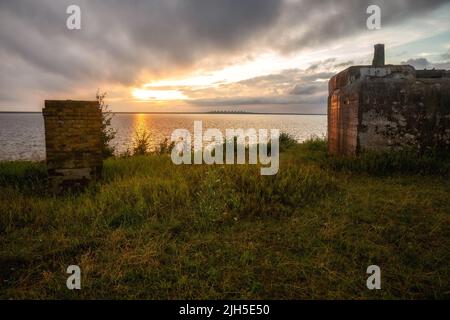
[0,111,327,115]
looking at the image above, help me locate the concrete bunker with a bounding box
[328,44,450,156]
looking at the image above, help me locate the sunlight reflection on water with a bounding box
[0,113,326,160]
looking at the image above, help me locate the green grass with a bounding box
[0,139,449,299]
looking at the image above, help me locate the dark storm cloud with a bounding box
[0,0,281,82]
[271,0,449,52]
[0,0,282,105]
[0,0,448,108]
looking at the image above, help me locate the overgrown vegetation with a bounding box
[0,136,449,299]
[121,129,175,157]
[278,132,298,151]
[0,161,47,193]
[131,129,152,156]
[96,90,116,159]
[324,148,450,176]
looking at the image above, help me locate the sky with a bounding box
[1,0,450,113]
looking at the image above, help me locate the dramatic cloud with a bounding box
[401,58,432,69]
[402,57,450,70]
[0,0,449,111]
[270,0,449,52]
[0,0,280,85]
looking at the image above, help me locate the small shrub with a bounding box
[302,136,327,151]
[157,138,175,155]
[96,90,117,159]
[278,132,298,151]
[132,129,152,155]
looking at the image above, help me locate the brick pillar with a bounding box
[43,100,103,192]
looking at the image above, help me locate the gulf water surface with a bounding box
[0,113,326,161]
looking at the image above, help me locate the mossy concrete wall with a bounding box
[43,100,103,191]
[328,65,450,155]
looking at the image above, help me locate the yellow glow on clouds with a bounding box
[130,14,450,103]
[132,88,187,101]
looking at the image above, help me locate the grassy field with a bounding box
[0,139,449,299]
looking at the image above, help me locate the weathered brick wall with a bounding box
[328,64,450,155]
[43,100,103,191]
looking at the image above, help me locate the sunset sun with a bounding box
[132,88,187,101]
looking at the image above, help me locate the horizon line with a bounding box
[0,111,327,115]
